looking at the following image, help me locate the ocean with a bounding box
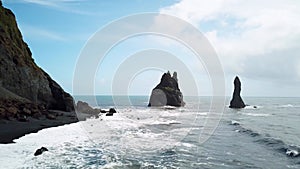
[0,96,299,169]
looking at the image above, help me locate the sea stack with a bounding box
[229,76,246,108]
[148,71,185,107]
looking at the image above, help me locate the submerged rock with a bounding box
[229,76,246,108]
[148,71,185,107]
[34,147,48,156]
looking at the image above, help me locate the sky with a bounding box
[2,0,300,97]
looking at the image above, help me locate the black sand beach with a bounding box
[0,110,78,143]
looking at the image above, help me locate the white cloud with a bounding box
[20,25,66,41]
[160,0,300,84]
[13,0,94,15]
[22,0,57,7]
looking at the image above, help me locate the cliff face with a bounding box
[148,71,185,107]
[0,3,74,116]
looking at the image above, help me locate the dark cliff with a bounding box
[0,3,74,119]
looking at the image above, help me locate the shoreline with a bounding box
[0,110,78,144]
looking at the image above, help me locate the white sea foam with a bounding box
[231,120,240,125]
[158,111,180,117]
[245,105,261,109]
[1,97,300,169]
[286,149,299,157]
[77,107,191,154]
[150,120,181,125]
[243,113,270,117]
[278,104,294,108]
[197,112,208,116]
[181,142,196,148]
[163,105,177,110]
[0,122,91,169]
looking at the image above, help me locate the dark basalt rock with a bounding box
[109,108,116,113]
[105,108,117,116]
[229,76,246,108]
[34,147,48,156]
[148,71,185,107]
[105,112,113,116]
[17,115,28,122]
[0,4,74,120]
[100,109,107,113]
[76,101,118,117]
[75,101,101,115]
[46,113,56,120]
[0,4,80,144]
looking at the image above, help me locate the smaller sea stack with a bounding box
[229,76,246,108]
[148,71,185,107]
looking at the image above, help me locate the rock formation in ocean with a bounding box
[148,71,185,107]
[0,3,74,120]
[105,108,117,116]
[75,101,117,117]
[34,147,48,156]
[229,76,246,108]
[76,101,100,115]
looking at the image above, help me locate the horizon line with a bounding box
[72,95,300,98]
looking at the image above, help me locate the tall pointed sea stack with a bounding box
[229,76,246,108]
[148,71,185,107]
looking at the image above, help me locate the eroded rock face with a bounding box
[229,76,246,108]
[0,3,74,116]
[148,71,185,107]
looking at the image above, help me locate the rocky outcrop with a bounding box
[0,99,47,120]
[34,147,48,156]
[148,71,185,107]
[76,101,101,115]
[0,3,74,120]
[76,101,117,117]
[229,76,246,108]
[105,108,117,116]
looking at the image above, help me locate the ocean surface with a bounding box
[0,96,300,169]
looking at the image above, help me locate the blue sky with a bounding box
[2,0,300,97]
[2,0,177,94]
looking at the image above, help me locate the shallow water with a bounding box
[0,96,299,168]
